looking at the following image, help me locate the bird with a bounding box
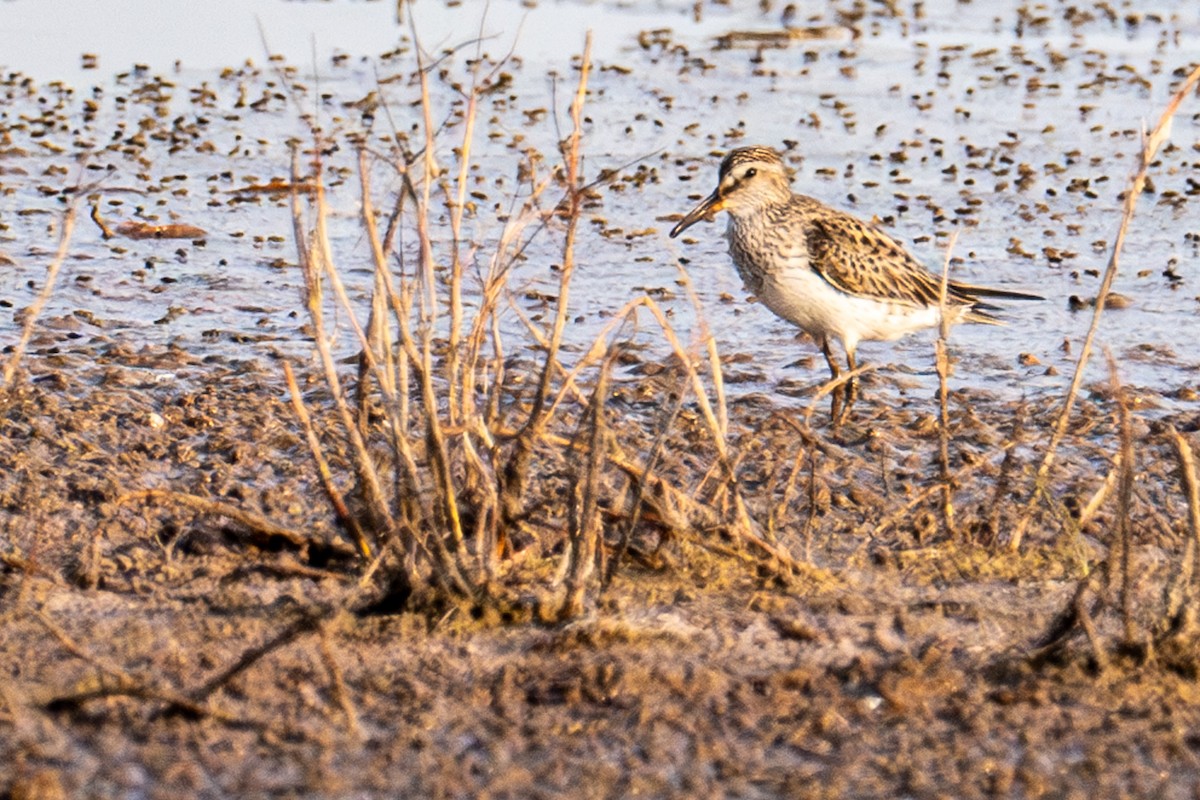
[669,145,1041,424]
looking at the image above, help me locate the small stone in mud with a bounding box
[1068,293,1132,311]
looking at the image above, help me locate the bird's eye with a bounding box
[744,168,757,178]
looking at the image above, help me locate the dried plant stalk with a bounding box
[605,383,686,587]
[2,207,76,389]
[1107,352,1137,649]
[1012,64,1200,551]
[283,362,374,559]
[1160,428,1200,635]
[560,358,612,619]
[935,230,959,540]
[500,34,594,543]
[290,151,395,540]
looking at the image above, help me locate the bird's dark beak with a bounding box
[669,188,726,238]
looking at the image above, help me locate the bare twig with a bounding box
[604,383,686,587]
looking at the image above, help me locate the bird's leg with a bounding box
[820,336,844,425]
[844,348,860,417]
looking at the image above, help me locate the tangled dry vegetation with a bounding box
[3,27,1200,798]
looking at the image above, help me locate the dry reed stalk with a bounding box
[769,441,812,543]
[801,364,875,430]
[771,418,847,558]
[1077,458,1120,529]
[305,180,432,511]
[1160,428,1200,634]
[440,75,478,428]
[527,37,592,426]
[934,231,958,541]
[282,363,374,559]
[33,602,260,725]
[365,165,475,584]
[1011,64,1200,551]
[986,402,1026,547]
[635,300,757,536]
[560,358,612,618]
[400,41,477,576]
[290,151,394,539]
[193,611,324,702]
[1,207,76,390]
[802,445,820,562]
[353,155,425,470]
[453,182,554,578]
[360,241,467,590]
[673,264,729,438]
[435,35,520,430]
[296,146,476,595]
[462,174,554,430]
[502,422,821,582]
[355,149,398,424]
[1076,587,1110,673]
[1107,352,1137,649]
[541,298,648,421]
[32,606,144,691]
[604,383,686,587]
[499,35,593,544]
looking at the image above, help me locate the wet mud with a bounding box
[3,358,1200,797]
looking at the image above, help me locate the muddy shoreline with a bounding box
[2,355,1200,797]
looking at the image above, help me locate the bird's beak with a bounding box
[669,189,725,238]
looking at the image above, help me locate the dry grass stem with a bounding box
[1011,64,1200,551]
[1160,428,1200,635]
[1077,459,1121,530]
[2,208,77,390]
[604,384,686,587]
[498,34,593,551]
[290,152,395,540]
[560,357,612,619]
[802,365,875,430]
[674,264,729,438]
[1107,352,1138,650]
[283,362,374,559]
[935,230,959,541]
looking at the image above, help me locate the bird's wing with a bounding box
[804,206,953,309]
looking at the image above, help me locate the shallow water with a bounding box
[1,0,1198,408]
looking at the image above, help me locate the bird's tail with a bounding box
[951,281,1044,303]
[949,281,1042,326]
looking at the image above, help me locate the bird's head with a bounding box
[669,146,792,238]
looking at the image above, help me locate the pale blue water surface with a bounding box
[1,0,1198,408]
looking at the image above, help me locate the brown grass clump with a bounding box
[264,31,831,623]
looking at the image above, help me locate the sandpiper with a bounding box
[670,145,1040,423]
